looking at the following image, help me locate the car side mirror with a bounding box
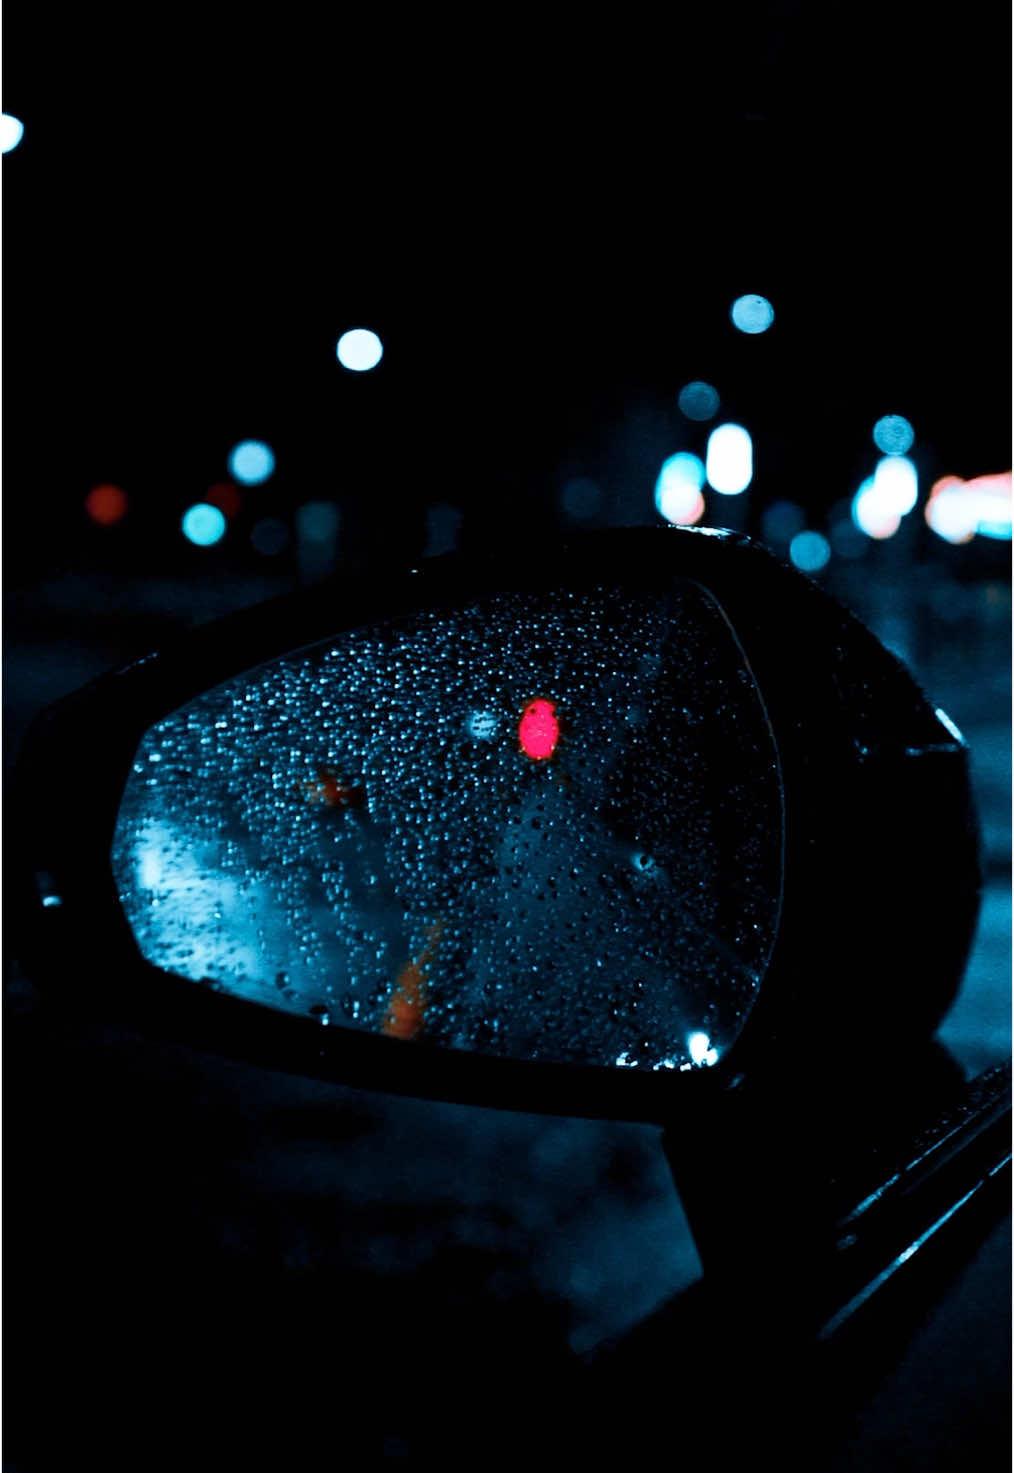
[16,527,981,1122]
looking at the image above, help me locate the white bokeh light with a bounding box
[705,424,752,495]
[337,328,384,372]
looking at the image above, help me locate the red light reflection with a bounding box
[518,698,560,760]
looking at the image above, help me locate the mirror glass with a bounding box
[112,581,783,1070]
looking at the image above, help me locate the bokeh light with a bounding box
[872,454,919,516]
[705,424,752,495]
[228,440,275,485]
[336,328,384,372]
[677,381,720,421]
[852,477,901,540]
[873,414,915,456]
[85,483,128,526]
[654,452,706,525]
[1,114,25,153]
[926,473,1013,544]
[182,503,227,547]
[467,710,499,740]
[789,530,831,573]
[206,482,242,519]
[296,501,341,543]
[561,477,603,521]
[730,295,774,334]
[519,698,560,761]
[250,517,290,556]
[761,500,805,545]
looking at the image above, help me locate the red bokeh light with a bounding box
[206,482,243,519]
[518,698,560,761]
[85,484,128,526]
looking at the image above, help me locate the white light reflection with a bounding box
[705,424,752,495]
[687,1031,719,1067]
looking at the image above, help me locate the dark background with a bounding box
[4,4,1011,1467]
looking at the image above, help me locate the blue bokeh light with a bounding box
[730,294,774,334]
[654,452,706,524]
[677,381,720,421]
[873,414,915,456]
[296,501,341,543]
[1,114,25,153]
[789,530,831,573]
[336,328,384,372]
[228,440,276,486]
[761,500,805,545]
[705,423,753,495]
[182,503,227,547]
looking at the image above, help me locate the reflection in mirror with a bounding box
[112,583,783,1069]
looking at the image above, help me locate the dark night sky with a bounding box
[3,3,1010,581]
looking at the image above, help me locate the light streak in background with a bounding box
[705,424,752,495]
[873,414,915,456]
[1,114,24,152]
[677,381,720,421]
[925,472,1013,544]
[182,503,227,546]
[336,328,384,372]
[518,698,560,760]
[655,453,706,525]
[85,484,128,526]
[228,439,276,485]
[730,294,774,334]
